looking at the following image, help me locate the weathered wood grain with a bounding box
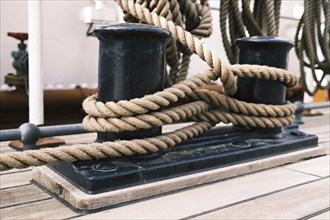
[285,155,330,177]
[0,184,50,208]
[310,211,330,220]
[192,178,330,220]
[0,170,32,189]
[77,168,318,219]
[0,141,15,154]
[319,141,330,154]
[0,168,32,175]
[0,198,78,220]
[301,125,330,136]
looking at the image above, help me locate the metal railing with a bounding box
[0,123,87,150]
[0,101,329,150]
[294,101,330,124]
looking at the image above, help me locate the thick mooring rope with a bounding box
[295,0,330,95]
[0,0,297,171]
[219,0,282,64]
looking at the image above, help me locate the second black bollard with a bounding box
[234,36,294,134]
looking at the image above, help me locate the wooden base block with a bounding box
[9,137,65,151]
[32,146,325,211]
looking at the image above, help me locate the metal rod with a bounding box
[39,124,86,137]
[302,101,330,110]
[294,101,330,124]
[0,123,87,142]
[0,129,21,142]
[1,101,327,143]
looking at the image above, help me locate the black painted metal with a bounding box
[51,24,171,191]
[94,24,170,142]
[235,36,293,104]
[50,33,319,197]
[0,129,21,142]
[0,123,86,150]
[52,124,318,194]
[235,36,293,134]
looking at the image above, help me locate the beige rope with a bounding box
[295,0,330,96]
[220,0,282,64]
[0,122,212,170]
[0,0,297,171]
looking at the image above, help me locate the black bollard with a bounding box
[234,36,294,134]
[94,24,170,142]
[50,24,171,194]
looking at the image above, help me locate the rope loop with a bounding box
[0,0,298,171]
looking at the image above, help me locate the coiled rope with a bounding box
[0,0,297,171]
[219,0,329,94]
[295,0,330,95]
[219,0,282,64]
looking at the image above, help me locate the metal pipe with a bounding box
[0,123,87,150]
[294,101,330,124]
[0,129,21,142]
[38,123,86,137]
[1,101,327,144]
[302,101,330,110]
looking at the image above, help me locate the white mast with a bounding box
[28,0,44,125]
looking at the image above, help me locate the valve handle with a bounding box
[7,32,28,41]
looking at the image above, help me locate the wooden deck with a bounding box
[1,109,329,219]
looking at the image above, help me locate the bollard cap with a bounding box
[94,23,171,43]
[235,36,293,48]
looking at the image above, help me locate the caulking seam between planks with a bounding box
[0,168,32,176]
[0,197,53,210]
[283,167,326,178]
[0,183,31,191]
[180,176,329,220]
[297,207,330,220]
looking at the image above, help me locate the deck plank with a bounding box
[78,168,317,219]
[301,125,330,137]
[300,118,329,129]
[317,132,330,144]
[284,155,330,177]
[319,141,330,155]
[0,184,51,208]
[0,141,15,154]
[310,211,330,220]
[0,168,32,176]
[0,198,79,220]
[192,178,330,220]
[0,170,32,189]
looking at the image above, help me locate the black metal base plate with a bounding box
[50,124,318,194]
